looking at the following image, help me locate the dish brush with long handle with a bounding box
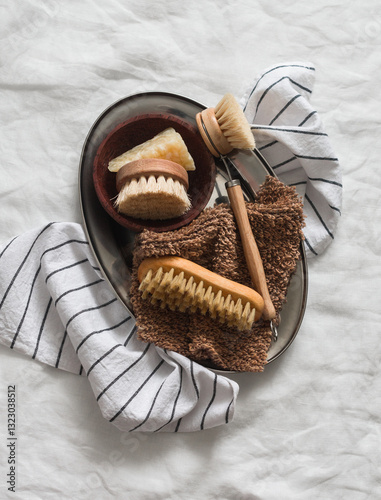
[196,93,276,321]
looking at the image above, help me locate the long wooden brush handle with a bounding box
[226,180,276,321]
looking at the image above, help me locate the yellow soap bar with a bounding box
[108,128,196,172]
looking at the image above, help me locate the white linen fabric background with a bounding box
[0,1,380,499]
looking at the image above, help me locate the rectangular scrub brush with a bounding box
[138,256,264,331]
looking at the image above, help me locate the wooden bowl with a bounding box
[93,113,216,232]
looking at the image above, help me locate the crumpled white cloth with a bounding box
[241,62,342,257]
[0,63,342,434]
[0,222,238,433]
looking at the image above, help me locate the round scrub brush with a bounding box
[196,93,255,156]
[196,93,276,321]
[115,158,191,220]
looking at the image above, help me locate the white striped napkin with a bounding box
[241,62,342,257]
[0,222,238,432]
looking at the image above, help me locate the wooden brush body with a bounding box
[196,93,255,157]
[138,256,264,331]
[115,159,191,220]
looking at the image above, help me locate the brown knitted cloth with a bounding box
[130,176,305,372]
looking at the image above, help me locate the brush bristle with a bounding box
[214,93,255,150]
[115,175,191,220]
[139,265,257,331]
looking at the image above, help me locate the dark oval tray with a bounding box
[78,91,308,367]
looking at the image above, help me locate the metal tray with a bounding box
[78,92,308,365]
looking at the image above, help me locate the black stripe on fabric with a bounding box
[55,297,118,368]
[174,418,182,433]
[55,330,68,368]
[65,297,117,332]
[10,249,94,349]
[258,140,278,151]
[295,154,338,162]
[124,324,137,346]
[0,222,54,311]
[298,110,317,126]
[225,397,234,424]
[79,365,83,376]
[243,64,315,111]
[304,237,318,256]
[268,94,302,126]
[76,315,132,353]
[290,181,307,187]
[307,176,343,188]
[272,156,297,170]
[154,366,183,432]
[251,125,328,137]
[190,361,200,400]
[45,258,88,283]
[4,233,91,344]
[43,239,89,254]
[54,278,104,306]
[39,239,89,268]
[291,182,341,224]
[129,380,166,432]
[10,263,43,349]
[2,229,93,357]
[201,374,217,431]
[288,180,341,216]
[109,359,165,423]
[87,344,124,376]
[254,76,312,116]
[96,343,151,401]
[305,194,334,239]
[0,235,18,260]
[330,205,342,215]
[32,297,53,359]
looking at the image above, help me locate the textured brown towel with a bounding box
[130,176,305,372]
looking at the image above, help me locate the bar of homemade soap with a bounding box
[108,127,196,172]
